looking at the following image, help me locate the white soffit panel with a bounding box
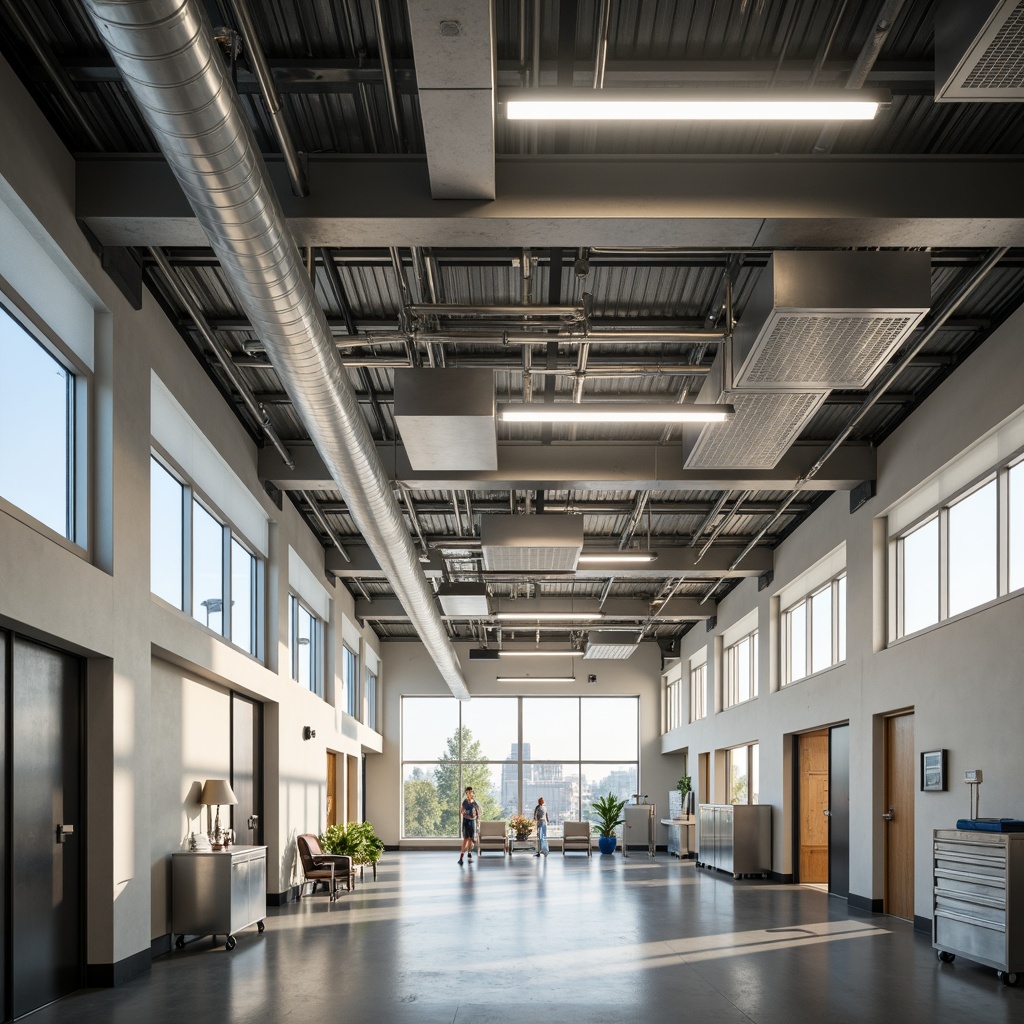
[481,515,584,571]
[437,583,491,616]
[393,367,498,471]
[732,251,931,391]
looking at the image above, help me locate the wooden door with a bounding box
[327,752,338,826]
[11,635,84,1018]
[884,711,915,920]
[346,754,359,823]
[798,731,829,883]
[828,724,850,898]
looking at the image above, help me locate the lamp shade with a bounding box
[200,779,238,806]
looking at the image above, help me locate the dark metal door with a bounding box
[231,694,263,845]
[11,635,83,1018]
[828,724,850,899]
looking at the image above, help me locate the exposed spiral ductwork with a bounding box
[83,0,469,699]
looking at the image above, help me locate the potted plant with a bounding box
[508,814,534,842]
[590,793,627,855]
[319,821,385,879]
[676,774,692,815]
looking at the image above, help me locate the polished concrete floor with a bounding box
[31,851,1022,1024]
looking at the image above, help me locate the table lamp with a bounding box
[201,779,238,850]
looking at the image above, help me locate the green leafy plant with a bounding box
[676,774,692,798]
[590,793,627,838]
[508,814,534,838]
[318,821,385,865]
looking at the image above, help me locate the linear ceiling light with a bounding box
[498,649,585,657]
[496,676,577,684]
[577,553,658,564]
[494,611,603,621]
[498,402,734,424]
[504,89,890,121]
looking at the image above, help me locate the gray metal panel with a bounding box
[393,368,497,470]
[733,251,931,391]
[935,0,1024,102]
[583,630,640,660]
[437,583,490,616]
[481,514,583,571]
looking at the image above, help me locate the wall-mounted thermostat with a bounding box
[964,769,983,783]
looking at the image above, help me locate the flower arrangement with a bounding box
[508,814,534,839]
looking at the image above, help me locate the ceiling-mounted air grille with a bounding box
[683,391,826,470]
[732,251,931,391]
[935,0,1024,101]
[584,631,640,660]
[481,515,584,572]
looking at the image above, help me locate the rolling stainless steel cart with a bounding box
[933,829,1023,986]
[623,803,656,857]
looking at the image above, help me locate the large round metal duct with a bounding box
[83,0,469,699]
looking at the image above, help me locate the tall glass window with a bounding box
[0,305,73,537]
[400,696,639,839]
[783,572,846,685]
[290,595,322,697]
[901,516,939,635]
[366,669,378,730]
[344,646,359,718]
[728,742,759,804]
[664,674,684,732]
[689,661,707,722]
[723,631,758,709]
[151,459,184,608]
[192,500,225,633]
[231,538,255,652]
[1010,462,1024,593]
[947,479,997,617]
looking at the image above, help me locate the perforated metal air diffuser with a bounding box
[481,515,584,572]
[935,0,1024,102]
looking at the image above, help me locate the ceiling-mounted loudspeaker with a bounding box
[935,0,1024,102]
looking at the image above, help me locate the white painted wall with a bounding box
[666,300,1024,919]
[368,641,685,848]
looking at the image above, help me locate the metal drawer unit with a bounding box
[697,804,772,878]
[933,830,1024,986]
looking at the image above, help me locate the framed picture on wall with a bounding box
[921,749,948,792]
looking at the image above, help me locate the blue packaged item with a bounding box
[955,818,1024,833]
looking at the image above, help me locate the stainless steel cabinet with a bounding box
[172,845,267,950]
[933,830,1023,985]
[623,803,656,857]
[697,804,771,878]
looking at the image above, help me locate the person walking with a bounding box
[533,796,549,857]
[458,786,480,865]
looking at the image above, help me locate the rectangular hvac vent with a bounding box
[584,631,640,660]
[437,583,490,616]
[393,367,497,471]
[682,351,827,470]
[936,0,1024,101]
[481,515,583,572]
[732,251,931,391]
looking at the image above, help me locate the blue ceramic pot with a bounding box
[598,835,617,855]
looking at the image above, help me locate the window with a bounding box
[366,668,378,730]
[664,670,684,732]
[689,659,707,722]
[723,630,758,709]
[290,595,323,697]
[728,743,759,804]
[344,646,359,719]
[150,455,261,656]
[0,303,75,539]
[400,696,640,839]
[893,459,1023,640]
[782,572,846,685]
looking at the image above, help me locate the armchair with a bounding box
[562,821,592,856]
[478,820,509,856]
[297,833,356,900]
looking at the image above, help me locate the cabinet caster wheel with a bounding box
[998,971,1017,987]
[257,920,265,934]
[225,935,236,951]
[175,936,185,950]
[937,950,955,963]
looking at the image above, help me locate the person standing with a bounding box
[533,796,549,857]
[458,786,480,865]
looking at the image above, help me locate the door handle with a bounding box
[56,823,75,844]
[247,814,259,830]
[823,809,832,817]
[882,807,895,822]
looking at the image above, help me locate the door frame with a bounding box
[794,728,830,885]
[882,708,915,920]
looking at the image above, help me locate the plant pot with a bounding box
[515,833,531,843]
[598,835,617,855]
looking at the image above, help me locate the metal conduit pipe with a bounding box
[224,0,308,196]
[90,0,469,699]
[408,304,583,319]
[370,0,403,152]
[505,331,722,344]
[727,247,1009,573]
[148,247,294,469]
[301,490,350,562]
[695,490,751,563]
[689,490,732,547]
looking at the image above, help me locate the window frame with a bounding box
[727,742,759,805]
[781,571,847,686]
[366,667,378,731]
[689,659,707,723]
[0,290,89,550]
[290,593,324,697]
[344,645,359,719]
[722,629,758,710]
